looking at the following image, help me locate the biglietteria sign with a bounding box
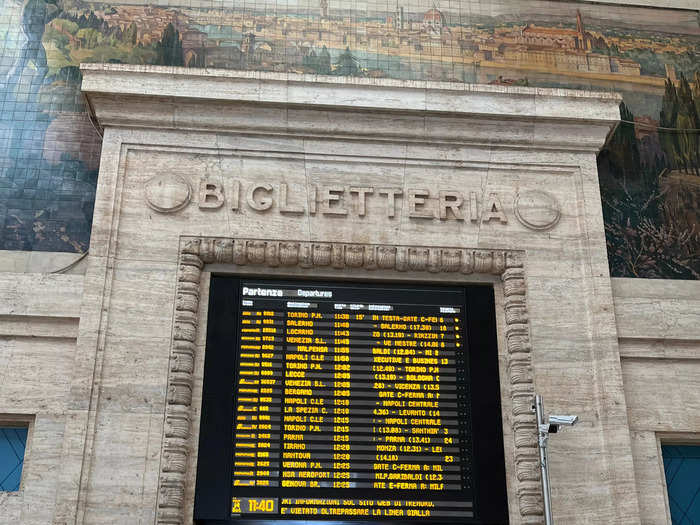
[144,176,561,231]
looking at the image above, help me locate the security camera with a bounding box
[547,415,579,433]
[533,395,578,525]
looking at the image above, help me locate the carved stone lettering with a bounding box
[482,192,508,224]
[198,180,224,209]
[319,186,348,216]
[407,189,433,218]
[378,188,402,218]
[230,181,240,211]
[308,185,317,215]
[279,183,305,214]
[349,186,373,217]
[439,190,465,220]
[152,179,565,233]
[469,192,478,222]
[247,184,273,211]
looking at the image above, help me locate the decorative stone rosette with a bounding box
[156,238,543,525]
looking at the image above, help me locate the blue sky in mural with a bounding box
[0,0,698,277]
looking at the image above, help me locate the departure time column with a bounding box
[332,312,352,488]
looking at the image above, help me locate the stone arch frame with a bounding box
[155,236,543,525]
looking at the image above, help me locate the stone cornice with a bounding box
[80,64,620,152]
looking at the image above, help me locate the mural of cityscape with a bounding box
[0,0,698,278]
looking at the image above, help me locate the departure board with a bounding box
[195,277,508,525]
[229,281,473,519]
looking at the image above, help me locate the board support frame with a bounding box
[156,237,542,525]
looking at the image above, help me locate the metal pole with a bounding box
[535,394,554,525]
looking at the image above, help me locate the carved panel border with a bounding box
[156,237,544,525]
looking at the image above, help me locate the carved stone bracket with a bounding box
[156,237,543,525]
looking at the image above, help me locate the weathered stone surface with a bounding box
[0,272,81,523]
[613,278,700,525]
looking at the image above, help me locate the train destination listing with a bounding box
[230,281,474,519]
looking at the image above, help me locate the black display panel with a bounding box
[195,278,508,525]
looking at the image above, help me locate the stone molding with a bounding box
[156,237,543,524]
[81,64,621,153]
[80,63,622,120]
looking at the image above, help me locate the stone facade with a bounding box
[0,64,699,525]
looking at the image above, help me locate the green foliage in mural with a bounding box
[154,23,184,67]
[335,47,360,77]
[600,92,700,279]
[303,45,333,75]
[124,22,138,46]
[319,46,332,76]
[660,74,700,176]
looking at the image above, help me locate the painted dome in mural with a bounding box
[423,8,446,26]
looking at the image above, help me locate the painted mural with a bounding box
[0,0,698,277]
